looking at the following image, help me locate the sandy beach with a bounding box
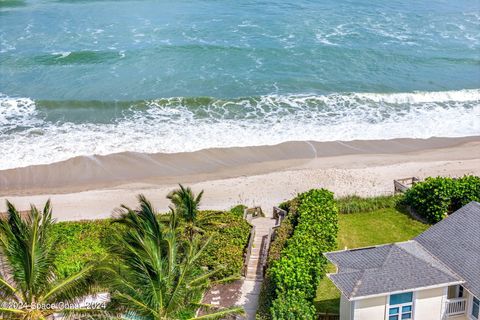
[1,136,479,221]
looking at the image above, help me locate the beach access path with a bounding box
[238,216,277,318]
[200,216,277,319]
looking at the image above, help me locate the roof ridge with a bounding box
[325,242,394,254]
[350,269,367,299]
[408,240,464,282]
[380,242,398,268]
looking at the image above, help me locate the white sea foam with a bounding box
[0,90,479,170]
[354,89,480,104]
[52,51,72,59]
[0,94,39,131]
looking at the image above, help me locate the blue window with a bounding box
[472,296,479,319]
[389,292,413,320]
[390,292,413,305]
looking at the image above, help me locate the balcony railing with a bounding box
[446,298,467,316]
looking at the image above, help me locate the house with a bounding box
[325,201,480,320]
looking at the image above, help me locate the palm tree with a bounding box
[167,185,223,240]
[106,194,243,320]
[0,200,102,320]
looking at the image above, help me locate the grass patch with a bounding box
[337,208,429,249]
[314,263,340,315]
[314,207,429,314]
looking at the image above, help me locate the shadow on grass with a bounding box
[314,298,340,315]
[395,202,430,225]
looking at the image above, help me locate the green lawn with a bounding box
[314,208,429,315]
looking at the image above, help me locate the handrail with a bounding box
[394,177,420,194]
[260,227,273,276]
[272,206,287,227]
[242,225,256,277]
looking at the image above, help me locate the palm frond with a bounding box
[0,200,99,319]
[191,307,245,320]
[109,193,226,320]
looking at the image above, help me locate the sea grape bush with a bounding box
[264,189,338,319]
[266,199,299,267]
[453,175,480,207]
[270,290,316,320]
[403,175,480,223]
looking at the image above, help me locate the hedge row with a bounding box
[258,189,338,319]
[403,175,480,223]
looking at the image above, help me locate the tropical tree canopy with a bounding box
[167,185,223,239]
[106,194,243,320]
[0,200,101,320]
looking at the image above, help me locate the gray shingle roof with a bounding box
[326,241,461,299]
[326,201,480,300]
[416,201,480,297]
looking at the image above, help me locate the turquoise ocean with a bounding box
[1,0,479,169]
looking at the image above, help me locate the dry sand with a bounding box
[1,136,479,221]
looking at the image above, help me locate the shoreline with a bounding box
[1,136,479,221]
[2,135,479,195]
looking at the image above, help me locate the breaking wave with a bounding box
[1,89,479,169]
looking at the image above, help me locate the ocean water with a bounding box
[0,0,479,169]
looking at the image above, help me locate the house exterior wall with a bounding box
[348,286,454,320]
[414,287,445,320]
[340,294,353,320]
[466,290,478,320]
[353,295,386,320]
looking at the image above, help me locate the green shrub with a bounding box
[270,291,316,320]
[52,207,250,280]
[229,204,247,217]
[453,175,480,207]
[197,209,251,279]
[257,215,296,319]
[258,198,302,318]
[336,195,400,214]
[259,189,338,319]
[270,256,319,297]
[266,209,297,267]
[403,175,480,223]
[51,219,119,278]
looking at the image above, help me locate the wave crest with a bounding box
[0,89,479,169]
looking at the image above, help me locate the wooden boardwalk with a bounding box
[200,216,277,319]
[237,217,277,319]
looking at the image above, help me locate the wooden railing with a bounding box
[243,206,264,222]
[273,206,287,227]
[260,228,273,275]
[394,177,420,194]
[242,225,256,277]
[446,298,467,316]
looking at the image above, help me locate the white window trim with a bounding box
[385,291,416,320]
[469,295,480,320]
